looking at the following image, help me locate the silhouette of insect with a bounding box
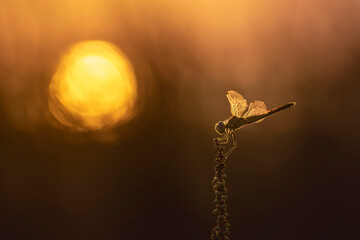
[215,90,295,157]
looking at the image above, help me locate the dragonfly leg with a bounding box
[215,129,230,145]
[224,131,238,158]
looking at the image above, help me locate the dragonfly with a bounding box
[215,90,295,157]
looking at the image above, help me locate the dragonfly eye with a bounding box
[215,121,226,134]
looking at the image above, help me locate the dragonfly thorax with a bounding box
[226,116,247,131]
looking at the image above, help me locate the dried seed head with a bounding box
[214,199,221,204]
[218,182,225,187]
[221,174,228,180]
[215,191,222,197]
[214,226,221,231]
[214,184,221,190]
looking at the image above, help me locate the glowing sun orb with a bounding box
[49,41,137,131]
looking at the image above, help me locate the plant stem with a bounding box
[210,139,231,240]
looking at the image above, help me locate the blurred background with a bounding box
[1,0,360,239]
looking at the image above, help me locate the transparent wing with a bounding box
[226,90,248,117]
[244,100,268,122]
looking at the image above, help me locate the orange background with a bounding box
[0,1,359,239]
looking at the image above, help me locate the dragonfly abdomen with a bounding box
[243,102,296,124]
[267,102,295,116]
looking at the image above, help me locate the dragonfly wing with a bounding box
[226,90,248,117]
[244,100,268,123]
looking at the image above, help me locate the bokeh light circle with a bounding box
[49,41,137,131]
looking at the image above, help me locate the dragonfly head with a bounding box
[215,121,226,135]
